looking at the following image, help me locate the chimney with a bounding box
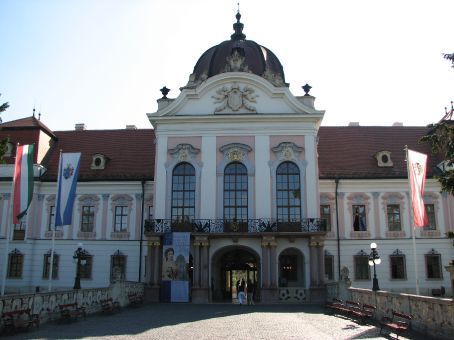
[126,125,137,130]
[75,123,86,131]
[348,122,360,126]
[392,122,403,126]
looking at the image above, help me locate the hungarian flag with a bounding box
[13,144,35,224]
[407,149,428,227]
[55,152,81,226]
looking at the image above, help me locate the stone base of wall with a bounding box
[260,288,279,303]
[144,286,160,303]
[309,287,326,304]
[192,287,209,303]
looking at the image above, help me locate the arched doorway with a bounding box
[278,247,305,287]
[211,246,260,302]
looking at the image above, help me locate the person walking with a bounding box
[238,279,246,305]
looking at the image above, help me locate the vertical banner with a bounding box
[13,144,35,223]
[55,152,81,226]
[161,232,190,302]
[407,149,428,227]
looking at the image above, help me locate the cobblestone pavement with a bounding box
[5,304,431,340]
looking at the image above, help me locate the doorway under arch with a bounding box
[211,246,260,302]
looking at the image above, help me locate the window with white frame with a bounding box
[324,251,334,281]
[390,249,406,279]
[387,204,401,231]
[424,204,436,230]
[320,205,331,232]
[354,250,370,280]
[43,251,59,279]
[114,206,128,232]
[81,205,95,232]
[110,250,126,282]
[224,162,248,222]
[425,249,442,279]
[7,249,23,278]
[352,205,367,231]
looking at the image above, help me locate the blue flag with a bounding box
[55,152,81,227]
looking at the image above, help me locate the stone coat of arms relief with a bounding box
[212,82,258,113]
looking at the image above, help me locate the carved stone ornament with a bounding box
[169,143,200,162]
[212,83,258,113]
[262,67,285,87]
[220,143,252,163]
[225,49,249,72]
[272,142,304,161]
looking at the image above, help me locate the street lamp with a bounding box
[73,243,87,290]
[368,242,381,291]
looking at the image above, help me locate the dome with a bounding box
[185,11,287,88]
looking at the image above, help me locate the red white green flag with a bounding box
[13,144,35,224]
[407,149,428,227]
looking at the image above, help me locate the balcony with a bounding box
[144,218,326,234]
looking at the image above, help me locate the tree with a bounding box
[0,93,10,162]
[420,104,454,195]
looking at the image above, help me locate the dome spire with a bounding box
[231,4,246,40]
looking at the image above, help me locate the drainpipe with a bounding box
[335,178,341,279]
[138,180,145,282]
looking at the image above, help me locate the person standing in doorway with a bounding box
[238,279,246,305]
[247,279,255,305]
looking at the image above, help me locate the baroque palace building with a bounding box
[0,12,453,302]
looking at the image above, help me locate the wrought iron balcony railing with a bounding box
[144,218,327,234]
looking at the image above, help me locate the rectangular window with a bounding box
[424,204,436,230]
[279,255,298,282]
[390,255,406,279]
[387,204,401,231]
[43,254,59,279]
[324,255,334,281]
[148,206,153,221]
[352,205,367,231]
[48,206,56,231]
[81,206,95,232]
[7,253,23,278]
[80,256,93,279]
[114,206,128,231]
[425,254,442,279]
[354,256,370,280]
[320,205,331,232]
[110,255,126,282]
[13,220,26,240]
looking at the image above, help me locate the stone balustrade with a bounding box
[350,287,454,339]
[0,281,144,327]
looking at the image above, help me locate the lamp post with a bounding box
[368,242,381,291]
[73,243,86,290]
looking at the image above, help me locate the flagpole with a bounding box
[48,149,62,292]
[405,145,420,295]
[1,143,20,296]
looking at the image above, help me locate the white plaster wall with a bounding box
[200,136,216,219]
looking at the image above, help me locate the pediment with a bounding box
[148,73,323,119]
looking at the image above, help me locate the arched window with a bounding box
[171,162,196,221]
[224,162,248,222]
[276,162,301,222]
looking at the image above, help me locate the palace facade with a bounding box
[0,12,452,302]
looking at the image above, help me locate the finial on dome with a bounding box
[231,4,246,40]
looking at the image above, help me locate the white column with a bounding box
[304,134,319,218]
[255,136,271,218]
[154,134,168,218]
[200,136,216,219]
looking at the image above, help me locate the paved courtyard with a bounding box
[5,304,430,340]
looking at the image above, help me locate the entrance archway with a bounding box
[211,246,260,302]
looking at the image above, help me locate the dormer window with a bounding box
[375,151,393,167]
[91,154,107,170]
[5,142,13,157]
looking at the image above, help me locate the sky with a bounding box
[0,0,453,131]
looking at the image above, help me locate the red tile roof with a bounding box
[1,116,56,138]
[317,126,441,179]
[40,129,155,181]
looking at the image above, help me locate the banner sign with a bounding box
[161,232,190,302]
